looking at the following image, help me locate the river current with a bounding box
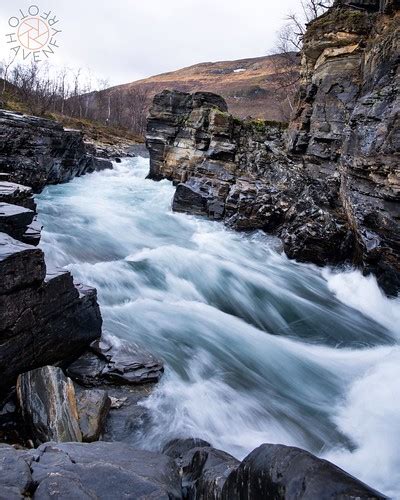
[37,157,400,497]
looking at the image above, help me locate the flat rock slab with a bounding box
[17,366,82,445]
[0,203,35,240]
[29,441,182,499]
[0,233,45,294]
[0,181,35,210]
[67,335,164,386]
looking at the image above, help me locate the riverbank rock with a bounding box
[31,442,182,499]
[75,388,111,442]
[145,1,400,295]
[17,366,82,445]
[66,336,164,387]
[163,438,240,499]
[0,239,102,395]
[0,109,112,192]
[0,441,182,499]
[221,444,386,499]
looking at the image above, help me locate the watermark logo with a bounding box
[6,5,61,62]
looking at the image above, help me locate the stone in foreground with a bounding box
[222,444,387,499]
[17,366,82,445]
[30,441,182,499]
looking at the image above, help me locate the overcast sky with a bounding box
[0,0,302,86]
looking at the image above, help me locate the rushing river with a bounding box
[37,157,400,497]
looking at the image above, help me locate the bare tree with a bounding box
[276,0,334,53]
[125,86,149,135]
[270,0,333,121]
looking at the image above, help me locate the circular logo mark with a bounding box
[17,16,49,51]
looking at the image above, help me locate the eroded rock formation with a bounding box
[146,2,399,294]
[0,110,112,192]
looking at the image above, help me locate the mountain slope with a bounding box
[78,54,299,134]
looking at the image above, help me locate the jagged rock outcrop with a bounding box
[145,2,400,294]
[0,239,102,395]
[287,1,400,293]
[0,109,112,192]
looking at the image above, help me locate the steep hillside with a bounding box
[78,54,299,134]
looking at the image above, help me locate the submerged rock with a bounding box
[221,444,386,499]
[17,366,82,445]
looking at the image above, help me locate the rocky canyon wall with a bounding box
[0,111,110,394]
[146,1,400,295]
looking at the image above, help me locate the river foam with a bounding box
[37,157,400,497]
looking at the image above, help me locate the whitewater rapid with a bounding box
[37,157,400,497]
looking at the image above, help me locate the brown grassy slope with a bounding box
[106,53,299,122]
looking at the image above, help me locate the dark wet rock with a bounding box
[85,156,113,173]
[0,234,45,294]
[163,438,211,460]
[221,444,386,499]
[17,366,82,445]
[75,387,110,442]
[0,181,35,210]
[145,2,400,295]
[0,109,112,192]
[29,441,182,499]
[173,183,209,216]
[101,384,155,443]
[0,445,33,498]
[0,203,35,244]
[66,336,164,387]
[163,438,239,500]
[0,246,102,394]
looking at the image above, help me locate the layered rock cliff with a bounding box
[0,110,111,192]
[146,1,399,294]
[0,111,111,395]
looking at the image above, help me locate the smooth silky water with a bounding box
[36,157,400,497]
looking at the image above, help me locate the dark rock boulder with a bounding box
[163,438,211,460]
[163,438,239,500]
[221,444,386,499]
[66,336,164,387]
[17,366,82,445]
[173,183,210,216]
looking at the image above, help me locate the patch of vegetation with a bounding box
[1,87,142,144]
[247,118,288,132]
